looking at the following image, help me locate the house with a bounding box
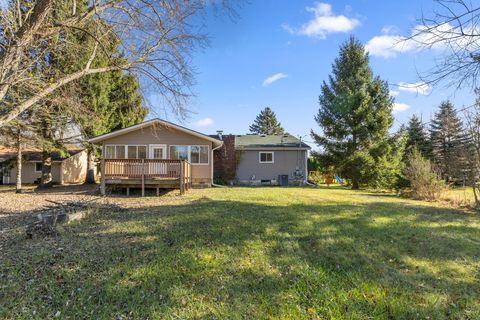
[0,147,89,185]
[88,118,223,195]
[212,132,310,186]
[1,118,309,191]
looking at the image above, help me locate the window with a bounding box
[259,152,274,163]
[105,145,146,159]
[1,166,10,177]
[190,146,209,164]
[153,148,163,159]
[105,145,125,159]
[138,146,147,159]
[35,162,43,172]
[127,145,147,159]
[170,146,189,160]
[127,146,137,159]
[169,145,209,164]
[105,145,115,159]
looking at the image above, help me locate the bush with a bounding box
[404,148,447,200]
[308,171,337,185]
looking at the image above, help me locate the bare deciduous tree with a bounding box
[0,0,236,127]
[409,0,480,89]
[463,100,480,207]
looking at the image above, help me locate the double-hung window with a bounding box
[259,152,274,163]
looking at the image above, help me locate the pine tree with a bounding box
[249,107,284,135]
[430,100,468,182]
[79,70,147,182]
[311,36,394,189]
[405,114,432,160]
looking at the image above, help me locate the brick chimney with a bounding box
[212,134,236,184]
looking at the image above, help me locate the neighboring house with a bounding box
[212,132,310,186]
[0,147,89,185]
[88,118,223,195]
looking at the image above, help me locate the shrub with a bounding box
[308,171,324,185]
[403,148,447,200]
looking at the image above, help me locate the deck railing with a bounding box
[101,159,192,195]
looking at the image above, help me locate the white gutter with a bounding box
[212,183,227,188]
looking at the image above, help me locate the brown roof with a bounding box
[0,146,15,161]
[88,118,223,148]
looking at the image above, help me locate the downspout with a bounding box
[304,150,308,185]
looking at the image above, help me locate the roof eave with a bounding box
[237,147,311,151]
[88,119,223,147]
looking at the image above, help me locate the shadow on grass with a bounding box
[0,197,479,319]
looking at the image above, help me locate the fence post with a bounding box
[101,158,106,195]
[189,162,192,189]
[180,160,185,194]
[141,158,145,197]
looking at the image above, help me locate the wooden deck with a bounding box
[100,159,192,196]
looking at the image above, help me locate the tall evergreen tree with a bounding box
[311,36,394,189]
[249,107,284,135]
[79,70,147,182]
[430,100,468,182]
[405,114,432,160]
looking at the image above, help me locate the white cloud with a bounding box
[193,117,214,127]
[381,25,400,35]
[262,73,288,86]
[365,25,417,58]
[393,102,410,114]
[365,34,414,58]
[389,90,400,97]
[398,82,430,95]
[366,23,476,59]
[282,2,360,39]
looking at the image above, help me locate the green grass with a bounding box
[1,187,479,319]
[446,187,477,206]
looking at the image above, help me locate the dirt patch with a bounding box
[0,185,101,213]
[0,184,183,234]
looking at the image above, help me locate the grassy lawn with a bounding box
[446,187,477,206]
[1,187,479,319]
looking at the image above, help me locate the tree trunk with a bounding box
[351,133,360,190]
[473,185,479,208]
[39,118,53,187]
[351,177,360,190]
[40,150,53,187]
[15,130,22,193]
[85,148,95,184]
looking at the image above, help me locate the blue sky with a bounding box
[147,0,475,146]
